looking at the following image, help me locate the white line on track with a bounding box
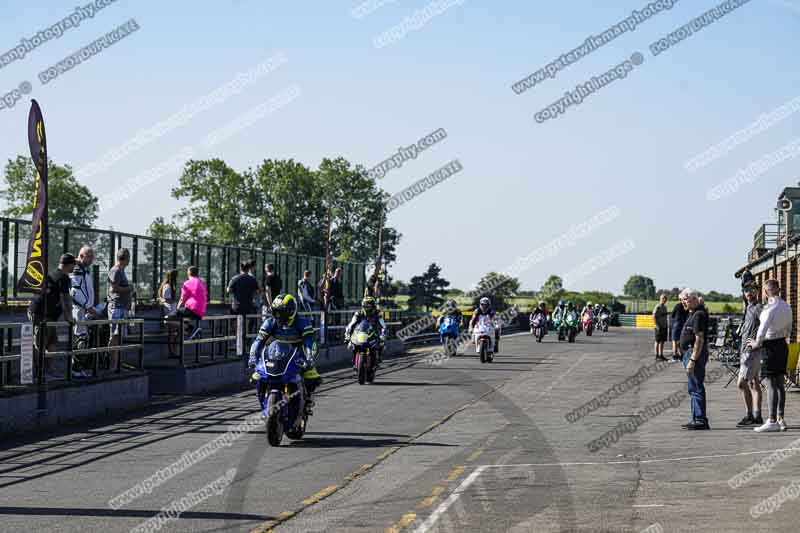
[412,466,486,533]
[480,447,800,468]
[632,504,665,508]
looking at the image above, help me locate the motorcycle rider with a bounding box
[248,294,322,414]
[469,297,501,353]
[552,300,566,325]
[437,299,464,329]
[530,301,548,334]
[581,301,594,326]
[561,301,577,338]
[345,296,387,368]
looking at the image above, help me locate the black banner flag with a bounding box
[17,99,48,293]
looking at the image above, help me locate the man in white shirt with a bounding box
[747,279,792,432]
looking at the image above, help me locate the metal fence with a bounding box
[0,216,367,305]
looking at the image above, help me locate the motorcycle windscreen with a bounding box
[440,316,459,333]
[263,341,300,377]
[476,315,494,334]
[352,320,375,347]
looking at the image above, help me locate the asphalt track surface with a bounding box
[2,329,800,532]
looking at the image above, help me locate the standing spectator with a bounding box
[262,263,282,319]
[736,284,763,427]
[331,267,344,310]
[228,261,259,316]
[70,246,98,345]
[70,245,97,378]
[318,267,344,311]
[297,270,316,312]
[108,248,133,372]
[670,295,689,361]
[157,269,179,357]
[176,266,208,339]
[747,279,792,432]
[679,288,710,430]
[653,293,669,361]
[28,254,76,380]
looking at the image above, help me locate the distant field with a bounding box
[391,295,740,314]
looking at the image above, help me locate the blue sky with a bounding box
[0,0,798,295]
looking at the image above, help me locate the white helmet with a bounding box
[479,297,490,308]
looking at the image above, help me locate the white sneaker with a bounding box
[754,421,782,432]
[779,420,788,432]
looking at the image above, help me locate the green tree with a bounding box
[623,274,656,299]
[539,275,565,305]
[249,158,323,253]
[407,263,450,311]
[160,156,402,264]
[147,216,182,239]
[470,272,520,311]
[579,290,615,305]
[171,159,251,244]
[1,155,99,226]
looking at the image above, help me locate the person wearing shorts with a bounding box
[653,294,669,361]
[107,248,132,372]
[736,284,763,427]
[747,279,792,432]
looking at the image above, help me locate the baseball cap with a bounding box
[59,253,76,265]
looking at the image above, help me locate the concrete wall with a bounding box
[147,339,406,395]
[0,373,149,437]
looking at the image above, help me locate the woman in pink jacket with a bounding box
[176,266,208,339]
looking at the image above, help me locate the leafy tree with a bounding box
[623,274,656,299]
[391,279,409,296]
[1,155,99,226]
[407,263,450,311]
[579,291,615,305]
[538,275,565,306]
[248,158,323,254]
[159,156,402,265]
[171,159,251,244]
[656,287,682,300]
[147,216,182,239]
[470,272,520,311]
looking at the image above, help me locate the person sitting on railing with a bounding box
[248,294,321,414]
[28,254,76,380]
[158,269,179,357]
[175,266,207,340]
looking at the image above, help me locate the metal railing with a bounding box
[0,216,368,306]
[0,318,145,390]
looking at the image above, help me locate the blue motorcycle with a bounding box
[439,315,460,357]
[253,341,308,447]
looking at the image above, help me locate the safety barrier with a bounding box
[618,314,655,328]
[0,318,145,389]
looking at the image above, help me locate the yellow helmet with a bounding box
[272,293,297,325]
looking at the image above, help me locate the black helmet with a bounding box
[271,293,297,326]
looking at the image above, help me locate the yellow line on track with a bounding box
[302,484,338,506]
[446,466,465,482]
[386,512,418,533]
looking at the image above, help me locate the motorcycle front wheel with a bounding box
[357,352,368,385]
[265,393,284,447]
[480,342,487,363]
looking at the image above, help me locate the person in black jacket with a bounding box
[670,297,689,361]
